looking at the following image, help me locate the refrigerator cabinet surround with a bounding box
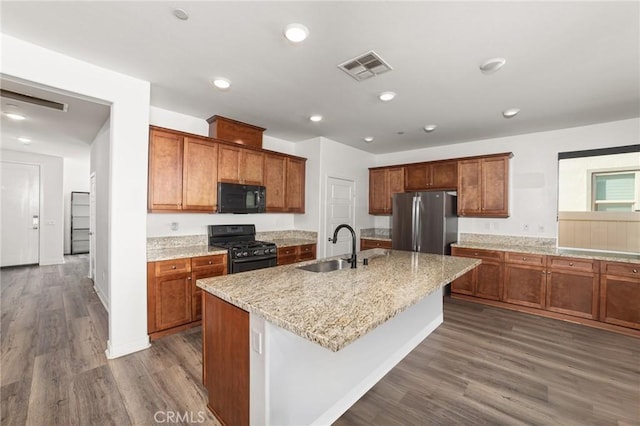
[391,191,458,255]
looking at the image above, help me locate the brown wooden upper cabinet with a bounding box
[148,128,218,213]
[457,153,512,217]
[404,160,458,191]
[264,153,306,213]
[217,144,264,185]
[369,166,404,215]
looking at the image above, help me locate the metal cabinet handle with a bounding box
[187,277,192,280]
[633,269,638,273]
[522,257,527,261]
[569,262,574,266]
[171,265,177,269]
[208,260,212,264]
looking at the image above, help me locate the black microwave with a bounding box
[218,183,266,214]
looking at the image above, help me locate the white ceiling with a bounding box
[1,1,639,154]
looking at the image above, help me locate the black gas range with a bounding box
[208,224,277,274]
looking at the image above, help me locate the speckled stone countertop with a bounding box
[147,245,227,262]
[197,249,480,352]
[360,228,392,241]
[452,233,639,264]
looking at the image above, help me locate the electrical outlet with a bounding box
[538,225,545,233]
[171,222,179,231]
[522,224,529,232]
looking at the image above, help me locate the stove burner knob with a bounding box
[271,248,277,254]
[253,250,260,256]
[243,251,249,257]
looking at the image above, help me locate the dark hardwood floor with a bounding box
[2,256,638,425]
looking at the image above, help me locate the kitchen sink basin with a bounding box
[297,258,351,273]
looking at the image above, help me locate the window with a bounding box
[592,170,639,211]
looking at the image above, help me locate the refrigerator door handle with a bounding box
[412,195,418,251]
[415,196,422,252]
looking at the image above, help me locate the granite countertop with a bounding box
[360,228,392,241]
[197,249,480,352]
[268,237,317,248]
[147,245,227,262]
[452,241,640,264]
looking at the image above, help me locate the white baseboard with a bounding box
[93,284,109,312]
[105,336,151,359]
[39,256,65,266]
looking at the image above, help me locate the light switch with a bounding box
[251,328,263,354]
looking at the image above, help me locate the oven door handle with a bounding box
[231,255,277,264]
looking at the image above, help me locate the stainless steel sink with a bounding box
[297,259,351,273]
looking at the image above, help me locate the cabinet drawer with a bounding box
[361,239,392,250]
[192,254,227,270]
[601,261,640,278]
[452,247,504,262]
[548,256,598,273]
[505,252,545,267]
[155,258,191,276]
[299,244,315,254]
[278,246,297,256]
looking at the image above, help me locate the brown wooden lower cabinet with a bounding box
[203,292,249,426]
[277,244,316,265]
[450,247,504,301]
[503,252,546,309]
[546,256,599,320]
[360,238,392,250]
[147,254,227,339]
[452,247,639,336]
[599,261,640,329]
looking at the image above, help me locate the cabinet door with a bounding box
[369,169,389,214]
[277,246,298,265]
[241,150,264,185]
[475,261,504,301]
[481,156,509,216]
[504,264,546,308]
[546,270,599,319]
[431,160,458,189]
[600,274,640,329]
[264,153,287,212]
[217,145,242,183]
[297,244,316,262]
[148,129,183,211]
[387,167,404,213]
[154,274,192,331]
[183,137,218,212]
[451,269,475,295]
[285,157,305,213]
[191,265,227,321]
[404,163,429,191]
[457,159,481,216]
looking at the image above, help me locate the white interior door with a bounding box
[1,162,40,267]
[324,176,356,258]
[89,173,96,279]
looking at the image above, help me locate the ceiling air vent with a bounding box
[338,50,393,81]
[0,89,68,111]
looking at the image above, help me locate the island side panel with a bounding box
[203,292,249,426]
[250,288,444,426]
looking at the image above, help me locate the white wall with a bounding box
[147,107,297,236]
[373,118,640,238]
[90,118,110,309]
[63,150,90,254]
[1,150,65,265]
[317,138,375,257]
[2,34,151,359]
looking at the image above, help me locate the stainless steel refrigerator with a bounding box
[392,190,458,255]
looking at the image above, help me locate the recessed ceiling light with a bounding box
[284,23,309,43]
[378,91,396,102]
[502,108,520,118]
[212,78,231,90]
[18,137,31,144]
[173,8,189,20]
[397,131,405,135]
[4,112,25,120]
[423,124,438,133]
[309,115,322,122]
[479,57,506,74]
[364,137,374,143]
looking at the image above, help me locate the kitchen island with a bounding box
[197,249,480,425]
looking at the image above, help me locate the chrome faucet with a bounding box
[331,224,357,268]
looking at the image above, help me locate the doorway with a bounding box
[1,161,40,266]
[324,176,356,258]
